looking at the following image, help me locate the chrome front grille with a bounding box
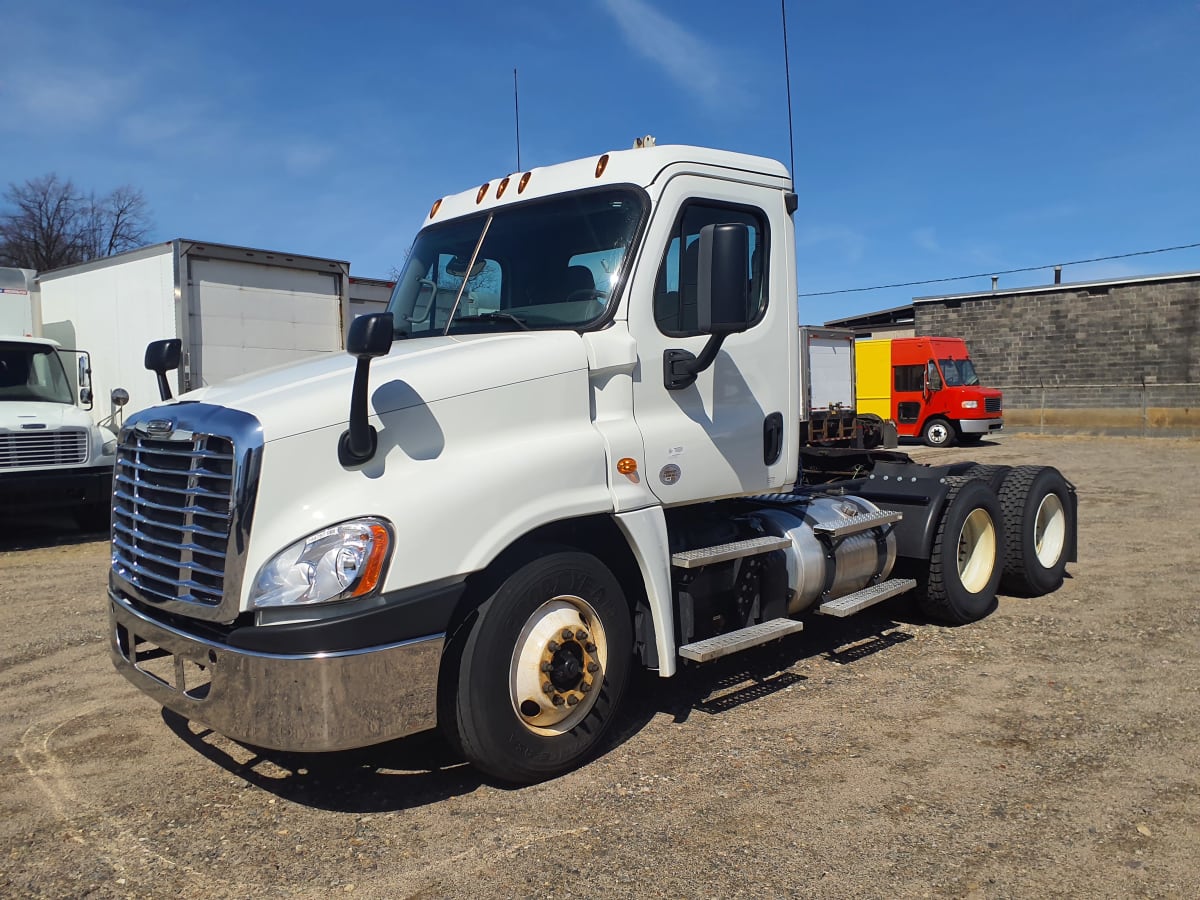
[0,429,88,468]
[110,405,263,624]
[985,397,1002,413]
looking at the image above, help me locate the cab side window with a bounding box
[894,365,924,393]
[654,202,767,337]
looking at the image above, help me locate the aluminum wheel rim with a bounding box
[509,596,608,736]
[1033,493,1066,568]
[957,508,997,593]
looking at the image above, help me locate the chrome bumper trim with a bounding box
[109,593,444,752]
[958,417,1003,434]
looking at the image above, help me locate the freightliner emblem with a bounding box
[137,419,176,437]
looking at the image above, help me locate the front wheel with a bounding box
[922,416,956,447]
[442,551,632,784]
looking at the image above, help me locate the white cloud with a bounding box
[6,68,139,130]
[912,226,941,254]
[796,224,866,264]
[598,0,746,107]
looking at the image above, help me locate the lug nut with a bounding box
[575,629,588,640]
[561,628,574,640]
[585,642,597,653]
[542,681,554,695]
[566,694,580,706]
[547,640,560,653]
[587,661,600,673]
[541,661,552,672]
[552,694,565,706]
[580,681,592,693]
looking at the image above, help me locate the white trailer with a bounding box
[0,268,37,336]
[37,240,351,421]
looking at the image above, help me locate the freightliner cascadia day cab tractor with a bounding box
[856,336,1003,447]
[109,143,1077,783]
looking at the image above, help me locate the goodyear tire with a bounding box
[916,477,1004,625]
[998,466,1075,597]
[442,551,632,784]
[922,416,956,448]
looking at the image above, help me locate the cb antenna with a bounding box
[780,0,795,185]
[513,67,522,171]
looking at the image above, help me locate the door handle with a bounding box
[763,411,783,465]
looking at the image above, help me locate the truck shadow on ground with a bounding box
[163,600,925,813]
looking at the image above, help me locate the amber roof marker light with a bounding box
[595,154,610,178]
[517,171,532,194]
[475,183,490,204]
[429,198,443,219]
[496,176,511,199]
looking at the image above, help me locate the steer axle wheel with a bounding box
[922,417,956,448]
[441,550,631,784]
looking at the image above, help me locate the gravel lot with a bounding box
[2,434,1198,899]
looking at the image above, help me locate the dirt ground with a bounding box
[2,434,1198,899]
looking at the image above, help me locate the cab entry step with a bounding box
[671,536,791,569]
[678,617,804,663]
[817,578,917,617]
[812,509,903,539]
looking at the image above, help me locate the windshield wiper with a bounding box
[453,312,531,330]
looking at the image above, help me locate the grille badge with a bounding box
[137,419,176,437]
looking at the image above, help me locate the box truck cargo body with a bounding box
[0,268,37,336]
[37,240,352,420]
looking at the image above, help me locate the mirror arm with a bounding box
[338,358,378,466]
[663,333,728,391]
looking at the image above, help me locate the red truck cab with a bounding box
[856,336,1002,446]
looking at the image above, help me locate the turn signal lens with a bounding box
[616,457,638,475]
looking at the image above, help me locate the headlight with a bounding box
[250,518,393,608]
[102,438,118,456]
[961,400,978,409]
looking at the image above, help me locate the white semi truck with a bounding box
[109,144,1077,783]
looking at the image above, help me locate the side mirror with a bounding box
[925,360,942,393]
[111,388,129,408]
[664,223,752,390]
[698,223,751,335]
[77,353,93,410]
[340,313,394,466]
[145,339,183,401]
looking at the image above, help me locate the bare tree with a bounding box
[0,175,153,271]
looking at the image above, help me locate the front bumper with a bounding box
[0,464,112,511]
[109,592,445,752]
[958,417,1004,434]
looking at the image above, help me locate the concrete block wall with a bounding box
[914,275,1200,434]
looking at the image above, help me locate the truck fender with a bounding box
[614,506,678,678]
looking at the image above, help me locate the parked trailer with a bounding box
[109,143,1076,783]
[37,240,352,423]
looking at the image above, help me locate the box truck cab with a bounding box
[0,334,121,527]
[856,336,1002,447]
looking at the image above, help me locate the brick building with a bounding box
[828,271,1200,436]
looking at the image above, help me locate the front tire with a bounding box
[916,477,1004,624]
[998,466,1075,596]
[442,551,632,784]
[922,416,956,447]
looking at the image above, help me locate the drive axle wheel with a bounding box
[917,476,1003,624]
[998,466,1075,596]
[442,551,631,784]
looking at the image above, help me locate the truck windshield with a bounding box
[0,342,74,404]
[387,188,645,337]
[939,357,980,387]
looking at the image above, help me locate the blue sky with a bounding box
[2,0,1197,324]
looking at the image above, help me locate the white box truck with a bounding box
[37,239,352,423]
[109,144,1078,783]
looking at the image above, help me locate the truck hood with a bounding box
[0,400,95,431]
[169,331,590,441]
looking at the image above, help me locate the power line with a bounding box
[797,241,1200,298]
